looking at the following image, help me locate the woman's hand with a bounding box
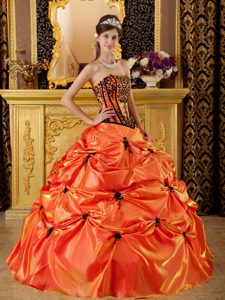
[91,108,116,126]
[139,126,150,141]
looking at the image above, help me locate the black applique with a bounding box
[123,137,132,152]
[114,191,123,209]
[63,187,68,193]
[47,227,54,237]
[114,232,122,241]
[123,137,129,149]
[182,231,186,238]
[164,180,174,192]
[155,217,160,227]
[114,191,123,200]
[148,148,154,153]
[84,152,96,170]
[82,213,89,221]
[39,205,43,211]
[169,186,174,192]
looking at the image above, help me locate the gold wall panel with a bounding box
[9,104,44,212]
[1,88,188,218]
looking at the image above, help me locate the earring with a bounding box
[111,49,115,62]
[92,43,96,59]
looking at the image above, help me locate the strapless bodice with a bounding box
[92,74,136,128]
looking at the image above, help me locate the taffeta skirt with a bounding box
[6,122,214,298]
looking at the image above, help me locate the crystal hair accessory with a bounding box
[100,17,122,29]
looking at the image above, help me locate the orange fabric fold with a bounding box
[6,74,214,297]
[6,122,214,298]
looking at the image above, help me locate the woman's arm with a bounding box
[60,64,115,125]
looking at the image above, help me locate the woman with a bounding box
[7,14,214,298]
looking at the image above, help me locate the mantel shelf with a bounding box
[0,88,189,105]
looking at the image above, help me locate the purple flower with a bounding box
[147,51,158,61]
[162,58,172,70]
[151,59,162,69]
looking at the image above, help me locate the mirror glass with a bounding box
[48,0,123,88]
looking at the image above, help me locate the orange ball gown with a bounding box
[6,74,214,298]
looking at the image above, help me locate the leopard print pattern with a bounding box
[92,74,136,129]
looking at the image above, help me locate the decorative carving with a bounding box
[45,116,84,164]
[23,121,35,194]
[154,120,166,151]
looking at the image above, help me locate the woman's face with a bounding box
[97,28,119,55]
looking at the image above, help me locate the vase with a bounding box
[140,75,162,88]
[22,69,37,89]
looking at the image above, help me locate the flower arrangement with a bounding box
[5,58,49,88]
[128,50,178,87]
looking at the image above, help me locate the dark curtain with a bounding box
[0,0,11,211]
[181,0,225,216]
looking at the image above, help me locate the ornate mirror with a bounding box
[48,0,125,89]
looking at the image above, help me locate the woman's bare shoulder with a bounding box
[78,60,100,82]
[118,58,129,64]
[86,60,100,73]
[117,58,130,75]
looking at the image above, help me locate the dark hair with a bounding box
[93,14,123,60]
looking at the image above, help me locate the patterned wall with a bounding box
[180,0,225,216]
[0,0,11,210]
[36,0,55,89]
[37,0,155,88]
[0,0,8,88]
[121,0,154,58]
[218,1,225,216]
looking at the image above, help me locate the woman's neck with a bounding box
[99,54,115,64]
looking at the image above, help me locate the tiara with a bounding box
[100,17,122,29]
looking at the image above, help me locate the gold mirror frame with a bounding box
[48,0,125,89]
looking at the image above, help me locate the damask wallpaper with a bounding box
[37,0,55,89]
[0,0,11,211]
[121,0,154,59]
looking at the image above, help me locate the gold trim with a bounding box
[1,88,189,104]
[154,0,161,51]
[107,0,125,60]
[23,120,35,194]
[30,0,37,64]
[48,0,69,89]
[175,0,182,88]
[7,0,17,89]
[11,104,18,207]
[30,0,38,88]
[47,0,125,89]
